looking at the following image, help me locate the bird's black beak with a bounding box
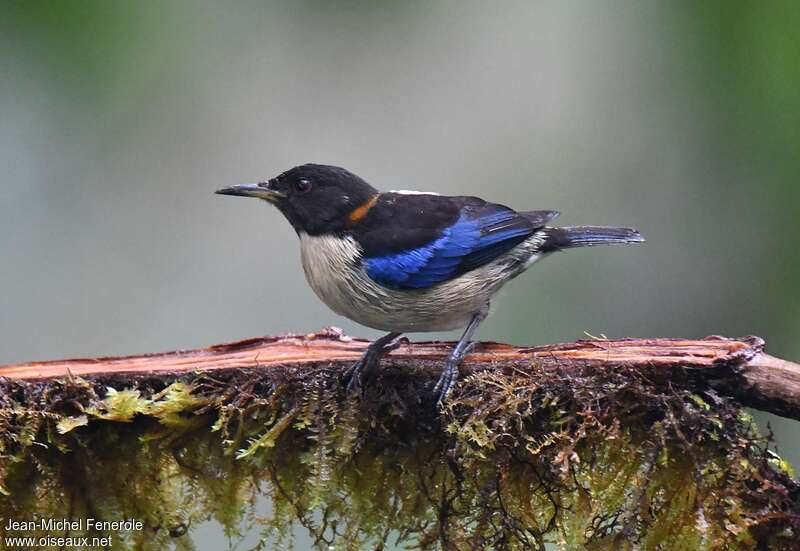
[215,183,286,203]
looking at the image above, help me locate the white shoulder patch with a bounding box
[390,189,441,196]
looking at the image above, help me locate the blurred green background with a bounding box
[1,0,798,547]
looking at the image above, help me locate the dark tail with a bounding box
[542,226,645,252]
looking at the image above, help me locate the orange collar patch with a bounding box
[347,194,379,225]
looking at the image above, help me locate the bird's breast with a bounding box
[298,233,363,313]
[296,232,543,333]
[297,233,474,332]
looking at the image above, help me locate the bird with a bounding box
[216,163,644,404]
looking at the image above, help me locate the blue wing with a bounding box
[363,204,541,289]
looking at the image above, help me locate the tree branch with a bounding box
[2,329,799,548]
[1,329,798,421]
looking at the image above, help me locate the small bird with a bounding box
[216,164,644,404]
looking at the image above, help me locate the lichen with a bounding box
[0,358,798,550]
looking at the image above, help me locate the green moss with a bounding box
[0,361,797,550]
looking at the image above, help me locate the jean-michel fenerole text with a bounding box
[3,517,144,532]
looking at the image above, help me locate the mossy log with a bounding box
[1,330,799,550]
[4,330,799,421]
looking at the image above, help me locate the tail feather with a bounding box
[542,226,644,252]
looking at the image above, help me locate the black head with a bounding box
[216,164,378,235]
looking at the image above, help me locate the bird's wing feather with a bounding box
[521,210,560,226]
[362,200,539,289]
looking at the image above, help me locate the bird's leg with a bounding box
[345,332,404,393]
[434,312,487,405]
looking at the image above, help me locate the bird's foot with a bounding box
[433,342,476,406]
[344,355,376,394]
[344,334,407,394]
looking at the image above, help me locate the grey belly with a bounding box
[298,233,546,333]
[320,279,493,332]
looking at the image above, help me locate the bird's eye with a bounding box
[295,178,312,193]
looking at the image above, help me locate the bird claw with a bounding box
[344,357,371,394]
[389,335,410,352]
[434,341,476,406]
[433,363,456,405]
[344,335,408,394]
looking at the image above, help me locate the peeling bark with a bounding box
[2,330,798,421]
